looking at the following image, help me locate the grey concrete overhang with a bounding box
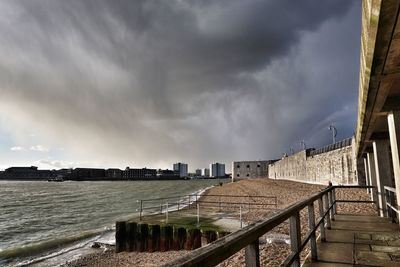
[356,0,400,158]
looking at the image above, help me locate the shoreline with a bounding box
[19,182,222,267]
[27,178,375,267]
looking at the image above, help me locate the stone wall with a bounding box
[268,139,357,185]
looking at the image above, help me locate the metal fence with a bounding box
[137,193,278,220]
[160,185,377,267]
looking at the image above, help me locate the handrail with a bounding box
[160,185,377,267]
[384,186,398,223]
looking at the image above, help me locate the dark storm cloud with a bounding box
[0,0,360,169]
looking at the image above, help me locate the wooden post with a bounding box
[289,212,301,267]
[160,225,173,251]
[389,191,397,223]
[374,187,381,216]
[217,231,230,238]
[136,223,149,252]
[307,204,318,261]
[329,191,334,221]
[173,227,187,250]
[332,188,337,215]
[116,221,126,253]
[318,197,326,242]
[185,229,202,250]
[203,230,217,244]
[126,221,137,252]
[148,224,161,252]
[324,194,331,229]
[245,239,260,267]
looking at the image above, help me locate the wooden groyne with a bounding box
[115,221,228,253]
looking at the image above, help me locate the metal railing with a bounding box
[384,186,399,223]
[137,194,277,220]
[160,185,376,267]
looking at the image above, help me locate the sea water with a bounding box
[0,179,227,266]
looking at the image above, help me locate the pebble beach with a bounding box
[63,178,375,267]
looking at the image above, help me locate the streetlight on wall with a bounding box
[329,124,337,144]
[300,140,306,150]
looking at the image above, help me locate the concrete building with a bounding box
[173,163,188,178]
[105,168,123,179]
[210,163,225,178]
[232,160,276,182]
[69,168,106,180]
[202,168,210,177]
[354,0,400,218]
[195,169,202,176]
[0,166,54,180]
[156,169,181,180]
[123,167,157,180]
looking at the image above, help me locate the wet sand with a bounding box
[63,178,375,267]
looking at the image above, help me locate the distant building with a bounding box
[105,168,123,179]
[123,167,157,180]
[69,168,106,180]
[173,163,188,178]
[195,169,202,176]
[202,168,210,177]
[156,169,181,180]
[0,166,54,180]
[210,163,225,178]
[232,160,276,182]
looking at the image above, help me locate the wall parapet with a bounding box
[308,138,352,157]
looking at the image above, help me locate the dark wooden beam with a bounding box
[381,96,400,112]
[369,131,390,140]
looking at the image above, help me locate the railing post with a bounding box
[289,211,301,267]
[140,200,143,221]
[308,203,318,261]
[374,187,380,216]
[389,191,397,223]
[318,197,326,242]
[332,187,337,216]
[329,190,334,221]
[384,189,389,218]
[324,193,331,229]
[245,239,260,267]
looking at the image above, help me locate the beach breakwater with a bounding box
[115,221,228,253]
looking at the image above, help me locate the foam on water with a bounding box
[0,179,227,266]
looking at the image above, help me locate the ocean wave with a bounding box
[0,230,104,262]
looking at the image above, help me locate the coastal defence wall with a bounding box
[268,138,357,185]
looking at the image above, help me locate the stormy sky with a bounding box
[0,0,361,171]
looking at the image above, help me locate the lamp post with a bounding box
[329,124,337,144]
[300,140,306,150]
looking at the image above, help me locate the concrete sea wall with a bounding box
[268,139,356,185]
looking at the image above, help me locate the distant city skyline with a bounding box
[0,1,360,170]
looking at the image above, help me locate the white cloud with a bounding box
[10,146,24,151]
[30,145,50,152]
